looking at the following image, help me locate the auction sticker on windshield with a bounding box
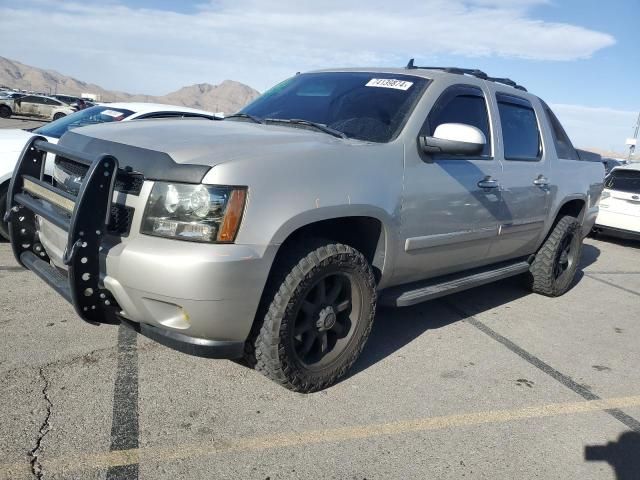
[101,110,125,118]
[365,78,414,90]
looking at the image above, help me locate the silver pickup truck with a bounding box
[6,63,604,392]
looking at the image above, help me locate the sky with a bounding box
[0,0,638,152]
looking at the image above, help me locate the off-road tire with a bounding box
[53,112,66,121]
[0,183,9,241]
[528,215,582,297]
[0,105,11,119]
[250,239,376,393]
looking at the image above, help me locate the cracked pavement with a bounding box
[29,367,52,480]
[1,235,640,480]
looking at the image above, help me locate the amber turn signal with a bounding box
[218,188,247,242]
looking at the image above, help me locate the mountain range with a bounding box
[0,56,260,113]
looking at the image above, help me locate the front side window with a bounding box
[34,105,134,139]
[240,72,428,143]
[424,85,492,157]
[604,169,640,194]
[497,93,541,161]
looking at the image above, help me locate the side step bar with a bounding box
[380,260,531,307]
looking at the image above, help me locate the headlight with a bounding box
[141,183,247,243]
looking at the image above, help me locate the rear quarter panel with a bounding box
[548,157,605,238]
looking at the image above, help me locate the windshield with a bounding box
[605,169,640,194]
[239,72,428,143]
[33,106,134,139]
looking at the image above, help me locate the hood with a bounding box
[58,119,357,183]
[0,128,37,153]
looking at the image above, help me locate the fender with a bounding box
[269,204,397,287]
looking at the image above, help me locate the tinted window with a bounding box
[604,170,640,194]
[20,95,43,104]
[426,86,492,157]
[497,94,540,161]
[241,72,428,143]
[542,102,579,160]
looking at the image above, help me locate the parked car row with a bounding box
[0,94,77,121]
[0,89,98,120]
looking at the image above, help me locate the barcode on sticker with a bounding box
[365,79,413,90]
[101,110,124,118]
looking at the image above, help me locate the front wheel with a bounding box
[528,215,583,296]
[0,105,11,119]
[53,112,66,121]
[251,240,377,392]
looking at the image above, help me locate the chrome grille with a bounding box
[54,157,144,196]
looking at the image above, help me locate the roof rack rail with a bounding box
[405,58,527,92]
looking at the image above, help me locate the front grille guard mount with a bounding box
[6,136,121,324]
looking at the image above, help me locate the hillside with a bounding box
[0,56,260,113]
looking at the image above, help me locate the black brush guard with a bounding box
[5,136,120,325]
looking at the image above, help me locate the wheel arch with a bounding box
[538,195,586,249]
[0,104,12,117]
[553,196,587,224]
[268,207,394,286]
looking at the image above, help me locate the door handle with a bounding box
[477,177,499,189]
[533,175,549,187]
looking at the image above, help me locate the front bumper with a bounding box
[101,236,277,345]
[5,136,277,359]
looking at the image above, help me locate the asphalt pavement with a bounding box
[0,116,46,130]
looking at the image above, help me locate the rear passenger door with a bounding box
[488,91,551,260]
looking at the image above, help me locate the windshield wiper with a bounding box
[265,118,347,139]
[224,113,265,124]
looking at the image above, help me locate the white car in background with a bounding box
[0,94,75,120]
[0,102,217,239]
[594,163,640,240]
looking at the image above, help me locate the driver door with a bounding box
[394,84,503,283]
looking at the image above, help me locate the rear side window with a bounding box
[425,85,492,157]
[497,93,541,161]
[541,102,579,160]
[605,170,640,194]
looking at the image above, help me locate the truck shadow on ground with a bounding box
[350,243,600,378]
[585,432,640,480]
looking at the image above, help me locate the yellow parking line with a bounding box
[2,394,640,479]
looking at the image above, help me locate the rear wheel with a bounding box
[0,183,9,241]
[528,215,582,296]
[53,112,66,121]
[250,240,376,392]
[0,105,11,119]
